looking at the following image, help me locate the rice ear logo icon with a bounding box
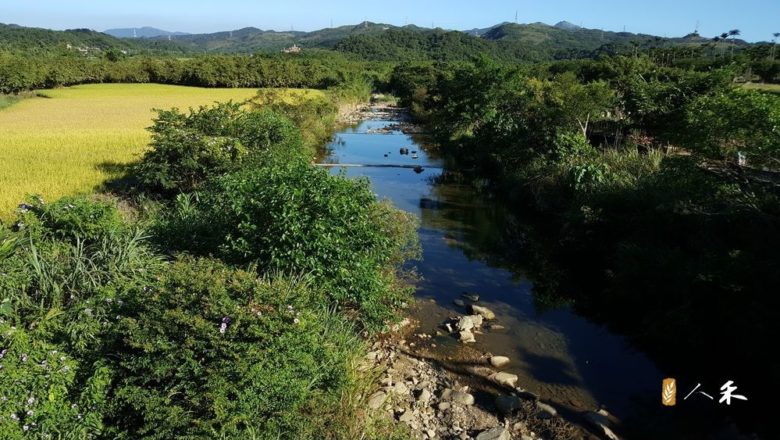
[662,378,677,406]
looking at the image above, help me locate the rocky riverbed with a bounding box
[360,315,621,440]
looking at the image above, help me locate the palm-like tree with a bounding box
[772,32,780,61]
[726,30,740,57]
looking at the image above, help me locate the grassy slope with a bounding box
[0,84,324,218]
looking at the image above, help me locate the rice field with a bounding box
[743,82,780,94]
[0,84,324,218]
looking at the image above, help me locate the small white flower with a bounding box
[293,318,300,325]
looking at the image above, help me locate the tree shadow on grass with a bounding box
[95,161,142,196]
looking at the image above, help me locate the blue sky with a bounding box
[1,0,777,42]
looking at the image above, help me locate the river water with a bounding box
[323,112,662,421]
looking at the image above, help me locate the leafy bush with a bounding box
[685,88,780,166]
[17,195,127,243]
[107,257,365,439]
[156,159,419,326]
[0,197,162,439]
[0,323,112,439]
[252,89,338,153]
[134,103,303,194]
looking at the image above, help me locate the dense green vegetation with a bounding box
[0,23,184,55]
[390,55,778,436]
[3,20,777,96]
[0,50,387,94]
[3,17,780,438]
[0,94,417,438]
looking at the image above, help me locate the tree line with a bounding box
[389,55,778,437]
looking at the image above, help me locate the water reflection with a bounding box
[324,115,662,419]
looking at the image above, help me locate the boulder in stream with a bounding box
[471,305,496,320]
[490,356,510,368]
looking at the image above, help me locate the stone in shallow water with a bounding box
[585,411,620,440]
[459,330,476,343]
[470,305,496,320]
[462,293,480,302]
[457,316,475,331]
[536,401,557,419]
[453,299,466,307]
[490,356,510,368]
[489,371,518,388]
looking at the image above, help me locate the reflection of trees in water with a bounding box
[418,176,574,312]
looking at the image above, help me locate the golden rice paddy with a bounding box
[0,84,324,219]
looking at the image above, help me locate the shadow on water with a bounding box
[323,114,667,433]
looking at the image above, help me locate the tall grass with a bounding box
[0,84,323,219]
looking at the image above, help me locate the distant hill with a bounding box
[0,23,189,54]
[104,27,190,39]
[154,21,397,53]
[1,20,750,60]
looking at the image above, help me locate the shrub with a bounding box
[134,102,303,194]
[252,89,338,153]
[17,195,127,243]
[107,257,365,439]
[156,159,419,326]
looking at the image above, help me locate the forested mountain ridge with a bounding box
[0,23,188,54]
[2,20,752,60]
[149,21,398,52]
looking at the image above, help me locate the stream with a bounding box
[323,110,663,422]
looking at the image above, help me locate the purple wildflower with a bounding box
[219,316,231,334]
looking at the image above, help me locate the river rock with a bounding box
[454,299,466,307]
[490,356,510,368]
[442,389,475,406]
[470,305,496,320]
[392,381,409,395]
[368,391,386,410]
[417,388,432,404]
[462,293,480,302]
[459,330,476,343]
[495,395,522,415]
[469,314,484,327]
[489,372,518,388]
[585,411,620,440]
[536,401,557,419]
[457,316,475,331]
[475,427,511,440]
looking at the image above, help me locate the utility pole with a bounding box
[515,10,518,24]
